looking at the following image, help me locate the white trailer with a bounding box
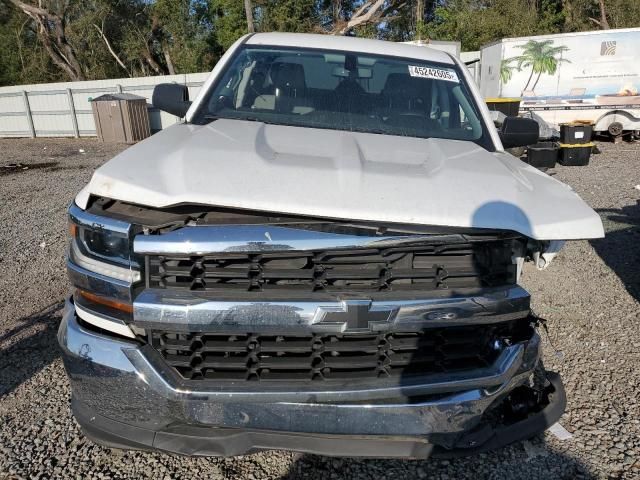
[479,27,640,137]
[460,51,481,84]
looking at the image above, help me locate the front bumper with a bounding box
[58,299,565,458]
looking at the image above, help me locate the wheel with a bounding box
[608,121,623,137]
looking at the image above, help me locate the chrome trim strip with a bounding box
[133,225,466,255]
[132,286,530,333]
[69,203,131,235]
[67,259,132,302]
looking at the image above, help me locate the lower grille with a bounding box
[150,320,530,382]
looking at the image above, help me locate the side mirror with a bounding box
[499,117,539,149]
[152,83,192,118]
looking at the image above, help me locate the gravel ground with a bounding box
[0,138,639,479]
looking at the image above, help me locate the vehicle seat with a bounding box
[333,77,368,114]
[382,73,429,114]
[252,62,312,114]
[382,73,441,133]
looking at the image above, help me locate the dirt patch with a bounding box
[0,162,60,176]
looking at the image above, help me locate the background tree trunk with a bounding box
[7,0,85,81]
[163,47,176,75]
[588,0,611,29]
[416,0,424,41]
[597,0,610,29]
[244,0,255,33]
[332,0,342,23]
[93,22,131,77]
[333,0,399,35]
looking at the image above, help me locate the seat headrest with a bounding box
[382,73,424,96]
[270,62,307,91]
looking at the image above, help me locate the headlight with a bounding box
[81,227,130,262]
[69,240,140,283]
[67,203,142,338]
[68,203,141,283]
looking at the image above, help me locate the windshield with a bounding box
[193,46,492,149]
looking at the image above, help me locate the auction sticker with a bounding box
[408,66,459,83]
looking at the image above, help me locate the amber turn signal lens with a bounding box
[77,289,133,314]
[69,223,78,238]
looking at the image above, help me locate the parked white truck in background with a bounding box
[479,27,640,137]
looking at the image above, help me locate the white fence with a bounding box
[0,72,211,138]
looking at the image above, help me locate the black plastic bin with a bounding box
[526,142,558,168]
[485,98,521,117]
[559,121,593,144]
[558,143,593,166]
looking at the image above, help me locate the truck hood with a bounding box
[78,120,604,240]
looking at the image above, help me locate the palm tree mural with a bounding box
[513,40,570,94]
[500,58,516,84]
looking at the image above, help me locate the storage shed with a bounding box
[91,93,151,143]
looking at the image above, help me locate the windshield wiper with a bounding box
[203,114,222,124]
[347,126,389,135]
[204,114,276,125]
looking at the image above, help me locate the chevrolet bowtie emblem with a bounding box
[312,300,397,332]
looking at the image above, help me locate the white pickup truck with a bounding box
[59,32,603,458]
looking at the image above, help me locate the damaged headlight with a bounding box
[524,239,566,271]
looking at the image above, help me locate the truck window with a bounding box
[193,46,492,150]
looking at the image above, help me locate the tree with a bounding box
[1,0,640,88]
[427,0,547,51]
[0,6,30,85]
[316,0,357,32]
[93,20,131,76]
[0,0,217,83]
[210,0,247,50]
[244,0,255,32]
[5,0,85,80]
[561,0,640,31]
[415,0,426,41]
[332,0,405,35]
[151,0,214,74]
[591,0,610,29]
[260,0,318,33]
